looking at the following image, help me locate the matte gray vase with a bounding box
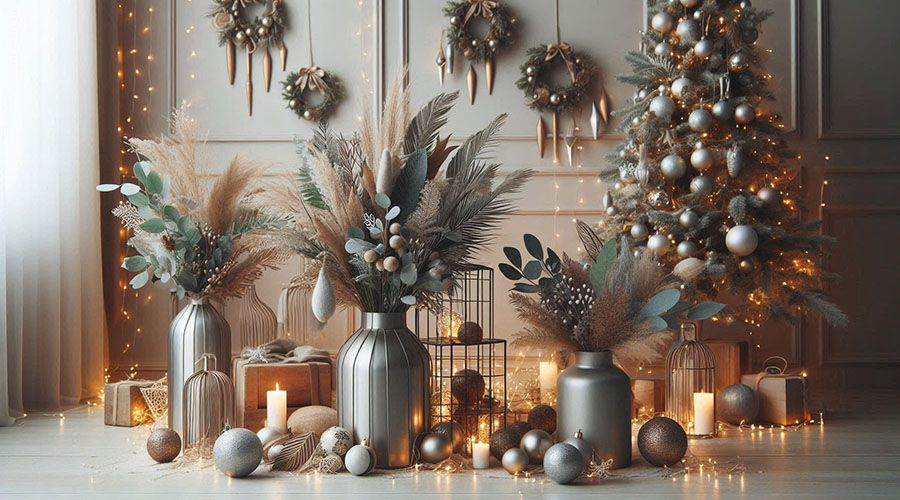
[337,312,431,468]
[557,351,632,469]
[167,297,231,440]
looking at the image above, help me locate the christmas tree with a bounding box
[598,0,846,327]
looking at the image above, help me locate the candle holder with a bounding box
[414,266,508,455]
[665,323,717,438]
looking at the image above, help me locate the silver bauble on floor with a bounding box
[213,428,263,478]
[543,443,585,484]
[718,384,760,425]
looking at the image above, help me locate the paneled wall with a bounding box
[100,0,899,395]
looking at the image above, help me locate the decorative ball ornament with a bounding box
[734,103,756,124]
[213,428,264,478]
[740,0,753,8]
[637,417,688,467]
[345,439,377,475]
[651,12,675,33]
[725,225,759,256]
[147,428,182,463]
[671,77,693,99]
[757,187,782,206]
[690,175,715,196]
[630,223,649,240]
[661,154,688,180]
[527,405,558,434]
[502,447,530,474]
[691,148,715,171]
[743,27,759,43]
[520,429,553,464]
[319,426,353,457]
[654,42,672,57]
[718,384,760,425]
[680,0,701,7]
[549,93,561,105]
[457,321,484,344]
[490,427,521,460]
[728,52,751,72]
[679,209,699,228]
[694,38,714,58]
[649,95,676,119]
[543,443,585,484]
[689,108,713,132]
[712,99,733,121]
[677,240,698,257]
[739,259,755,273]
[419,433,453,463]
[563,430,593,469]
[451,369,486,405]
[648,189,671,208]
[676,18,700,42]
[432,421,465,452]
[257,426,286,447]
[647,234,671,255]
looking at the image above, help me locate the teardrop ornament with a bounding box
[485,56,495,94]
[226,40,236,85]
[598,90,610,124]
[590,100,601,140]
[536,116,546,158]
[466,63,477,104]
[311,266,336,323]
[263,49,272,92]
[280,41,287,71]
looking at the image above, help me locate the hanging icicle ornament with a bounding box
[310,265,336,323]
[516,0,597,161]
[281,0,345,121]
[210,0,287,116]
[443,0,517,102]
[435,30,448,87]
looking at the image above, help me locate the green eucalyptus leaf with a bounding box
[137,205,153,220]
[503,247,522,269]
[128,192,149,207]
[146,171,164,195]
[122,256,147,272]
[163,205,180,222]
[546,248,562,273]
[139,218,165,233]
[345,238,375,254]
[347,226,365,240]
[96,184,120,192]
[590,240,618,292]
[512,282,542,294]
[390,149,427,223]
[133,161,150,183]
[687,302,727,320]
[523,260,543,280]
[641,288,682,317]
[120,183,141,196]
[400,263,417,285]
[375,192,391,209]
[400,295,417,305]
[646,315,669,332]
[129,270,149,289]
[498,263,522,281]
[523,234,543,260]
[385,206,401,221]
[374,243,385,254]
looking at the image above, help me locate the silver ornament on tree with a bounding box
[602,191,614,211]
[637,416,687,467]
[630,223,649,240]
[734,103,755,124]
[651,12,675,33]
[680,0,701,7]
[676,18,700,42]
[213,428,263,478]
[725,225,759,256]
[502,447,529,474]
[543,443,585,484]
[679,209,699,228]
[650,95,676,120]
[419,433,453,463]
[712,99,733,121]
[648,189,671,208]
[671,77,693,99]
[520,429,553,464]
[727,144,744,178]
[694,37,714,58]
[728,52,750,72]
[690,175,714,196]
[661,154,687,180]
[654,42,672,57]
[677,240,697,257]
[757,186,782,206]
[743,27,759,43]
[717,384,760,425]
[739,259,755,273]
[691,146,715,171]
[689,108,713,132]
[647,234,671,255]
[345,439,377,475]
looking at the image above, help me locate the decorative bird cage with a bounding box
[239,284,277,348]
[277,278,309,343]
[665,323,717,438]
[183,354,234,454]
[414,266,507,454]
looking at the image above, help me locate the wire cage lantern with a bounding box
[239,284,277,348]
[414,266,507,455]
[183,353,234,454]
[665,323,717,438]
[277,278,310,343]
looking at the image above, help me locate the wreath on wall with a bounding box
[515,43,595,113]
[282,67,346,121]
[211,0,286,51]
[443,0,516,63]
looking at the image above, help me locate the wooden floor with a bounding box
[1,392,897,499]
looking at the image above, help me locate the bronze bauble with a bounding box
[147,428,181,463]
[490,427,520,460]
[527,404,557,434]
[637,416,688,467]
[456,321,483,344]
[451,369,485,405]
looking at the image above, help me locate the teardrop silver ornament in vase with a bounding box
[311,266,336,323]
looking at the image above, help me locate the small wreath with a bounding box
[516,43,596,113]
[282,67,346,121]
[444,0,516,62]
[210,0,286,50]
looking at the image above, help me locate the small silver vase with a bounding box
[557,351,632,469]
[167,297,231,440]
[336,312,431,468]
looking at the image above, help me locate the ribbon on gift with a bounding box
[240,338,331,365]
[294,66,328,94]
[464,0,498,24]
[544,41,577,82]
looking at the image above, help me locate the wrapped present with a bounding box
[233,339,333,431]
[706,340,750,393]
[632,378,665,417]
[103,380,154,427]
[741,356,809,426]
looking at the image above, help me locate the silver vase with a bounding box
[167,297,231,440]
[557,351,632,469]
[337,312,431,468]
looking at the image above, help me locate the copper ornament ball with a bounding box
[506,420,532,442]
[455,321,483,344]
[490,427,520,460]
[147,428,181,463]
[432,421,465,452]
[527,405,557,434]
[637,416,688,467]
[450,369,485,405]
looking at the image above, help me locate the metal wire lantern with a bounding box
[277,278,308,343]
[183,354,234,453]
[414,266,507,454]
[665,323,717,438]
[239,284,277,348]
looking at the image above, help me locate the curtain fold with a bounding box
[1,0,106,421]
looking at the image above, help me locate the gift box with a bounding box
[632,378,665,417]
[103,380,154,427]
[706,340,750,393]
[741,371,809,425]
[233,357,332,431]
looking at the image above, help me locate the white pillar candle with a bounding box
[472,441,490,469]
[693,392,715,436]
[539,360,558,404]
[267,383,288,433]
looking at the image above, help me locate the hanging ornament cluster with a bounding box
[515,0,602,163]
[442,0,516,103]
[281,0,346,121]
[210,0,288,116]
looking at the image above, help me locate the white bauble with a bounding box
[660,154,687,180]
[679,209,699,228]
[310,267,336,323]
[256,426,286,447]
[654,42,672,57]
[725,225,759,256]
[676,19,700,42]
[647,234,671,255]
[630,223,649,240]
[690,175,715,196]
[345,441,377,475]
[677,240,698,257]
[651,12,675,33]
[690,148,715,171]
[671,77,693,99]
[757,186,782,206]
[712,99,733,121]
[734,103,756,124]
[650,95,676,119]
[689,108,713,132]
[694,37,714,58]
[319,426,353,457]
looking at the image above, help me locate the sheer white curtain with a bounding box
[0,0,106,423]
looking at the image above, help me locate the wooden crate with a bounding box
[233,359,332,431]
[741,373,808,425]
[706,340,750,393]
[632,378,665,417]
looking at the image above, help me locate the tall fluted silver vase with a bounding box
[337,312,431,468]
[557,351,632,469]
[167,297,231,440]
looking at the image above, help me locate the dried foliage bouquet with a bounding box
[499,224,724,362]
[259,81,533,314]
[98,108,288,299]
